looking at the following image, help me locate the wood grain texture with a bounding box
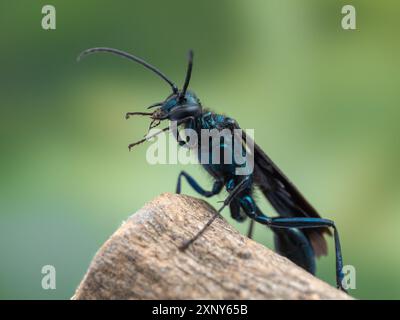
[73,193,351,300]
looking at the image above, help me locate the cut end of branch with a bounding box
[72,193,352,300]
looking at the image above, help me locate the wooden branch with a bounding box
[72,193,351,300]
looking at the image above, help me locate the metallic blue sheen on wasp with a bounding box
[78,47,346,291]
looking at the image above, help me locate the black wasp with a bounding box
[78,47,346,291]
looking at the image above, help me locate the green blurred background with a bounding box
[0,0,399,299]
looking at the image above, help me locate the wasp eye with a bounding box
[164,98,177,110]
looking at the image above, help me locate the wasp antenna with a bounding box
[180,50,194,99]
[77,47,179,93]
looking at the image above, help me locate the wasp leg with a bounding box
[125,111,152,119]
[238,194,346,292]
[176,171,223,197]
[229,198,246,222]
[179,177,251,250]
[247,220,255,239]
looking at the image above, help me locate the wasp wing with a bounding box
[233,127,331,257]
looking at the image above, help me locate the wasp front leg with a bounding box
[176,171,223,198]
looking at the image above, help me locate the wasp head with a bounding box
[151,90,202,121]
